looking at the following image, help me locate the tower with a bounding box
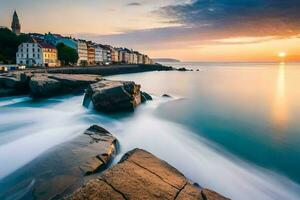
[11,11,21,35]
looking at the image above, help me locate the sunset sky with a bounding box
[1,0,300,62]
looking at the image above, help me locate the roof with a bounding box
[38,42,56,49]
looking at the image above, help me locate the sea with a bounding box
[1,62,300,199]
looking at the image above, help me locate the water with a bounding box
[1,62,300,199]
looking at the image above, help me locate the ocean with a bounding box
[1,62,300,199]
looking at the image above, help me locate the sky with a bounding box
[1,0,300,62]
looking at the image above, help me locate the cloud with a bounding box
[160,0,300,38]
[127,2,142,6]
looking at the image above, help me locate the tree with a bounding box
[56,43,79,66]
[0,28,29,64]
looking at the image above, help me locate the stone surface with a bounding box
[84,80,142,113]
[0,125,118,200]
[29,73,101,98]
[71,149,229,200]
[141,91,152,103]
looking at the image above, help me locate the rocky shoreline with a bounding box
[0,64,228,199]
[0,64,172,98]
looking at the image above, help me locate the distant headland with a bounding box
[153,58,181,63]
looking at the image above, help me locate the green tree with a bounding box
[56,43,79,66]
[0,28,29,64]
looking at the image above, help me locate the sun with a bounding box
[278,52,286,58]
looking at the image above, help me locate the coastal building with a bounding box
[87,42,95,65]
[143,55,152,64]
[137,53,144,64]
[11,11,21,35]
[29,33,45,40]
[94,44,104,65]
[132,51,139,64]
[105,45,119,63]
[45,33,77,49]
[119,48,130,64]
[16,38,58,67]
[76,40,88,66]
[102,45,112,64]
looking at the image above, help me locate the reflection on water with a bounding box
[1,63,300,199]
[272,63,288,131]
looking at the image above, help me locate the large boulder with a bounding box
[29,73,102,98]
[0,125,118,200]
[71,149,229,200]
[0,72,31,95]
[83,80,142,113]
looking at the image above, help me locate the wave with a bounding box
[109,98,300,200]
[0,95,300,199]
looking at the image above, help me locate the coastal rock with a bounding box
[29,73,101,98]
[71,149,229,200]
[0,125,119,200]
[141,91,152,103]
[0,72,31,91]
[178,67,190,71]
[80,125,118,175]
[84,80,142,113]
[162,94,172,98]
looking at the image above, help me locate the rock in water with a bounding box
[141,91,152,103]
[29,74,101,98]
[84,80,142,113]
[71,149,229,200]
[162,94,172,98]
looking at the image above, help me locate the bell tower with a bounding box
[11,10,21,36]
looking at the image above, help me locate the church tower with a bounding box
[11,11,21,35]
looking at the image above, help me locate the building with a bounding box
[119,48,130,64]
[104,45,119,63]
[76,40,88,66]
[94,44,105,65]
[45,33,77,49]
[11,11,21,36]
[132,51,139,64]
[87,42,95,65]
[137,53,144,64]
[16,38,58,67]
[143,55,152,64]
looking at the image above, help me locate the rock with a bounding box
[71,149,229,200]
[178,67,190,71]
[30,74,62,98]
[84,80,142,113]
[141,91,152,103]
[0,88,21,97]
[0,125,118,200]
[80,125,118,175]
[0,72,31,91]
[162,94,172,98]
[29,73,101,98]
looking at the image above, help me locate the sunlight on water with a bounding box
[271,63,288,130]
[1,63,300,199]
[111,100,300,200]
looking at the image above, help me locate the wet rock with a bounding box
[0,72,31,96]
[0,125,118,200]
[84,80,142,113]
[29,74,101,98]
[162,94,172,98]
[80,125,118,175]
[71,149,228,200]
[141,91,152,103]
[178,67,191,71]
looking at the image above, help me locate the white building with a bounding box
[76,40,88,66]
[94,44,104,64]
[16,39,58,67]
